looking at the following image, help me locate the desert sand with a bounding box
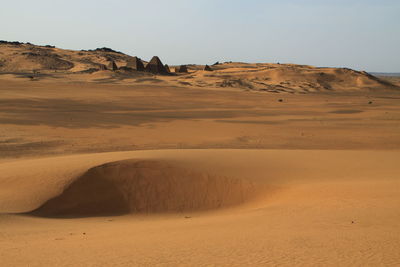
[1,42,400,266]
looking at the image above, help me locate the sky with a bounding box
[1,0,399,72]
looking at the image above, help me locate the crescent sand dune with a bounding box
[1,149,400,266]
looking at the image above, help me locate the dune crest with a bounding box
[32,159,263,217]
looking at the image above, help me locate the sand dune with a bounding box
[1,149,400,266]
[0,150,271,214]
[174,63,395,92]
[0,149,398,215]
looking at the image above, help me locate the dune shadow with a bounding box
[31,168,129,218]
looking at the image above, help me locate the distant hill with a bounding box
[0,40,398,92]
[0,40,138,73]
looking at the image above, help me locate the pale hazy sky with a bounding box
[1,0,399,72]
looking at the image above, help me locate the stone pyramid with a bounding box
[203,65,213,71]
[145,56,168,74]
[176,65,188,73]
[126,57,144,71]
[107,60,118,71]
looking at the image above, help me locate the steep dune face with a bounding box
[32,160,261,217]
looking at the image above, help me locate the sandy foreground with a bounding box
[0,150,400,266]
[0,71,400,266]
[0,149,399,266]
